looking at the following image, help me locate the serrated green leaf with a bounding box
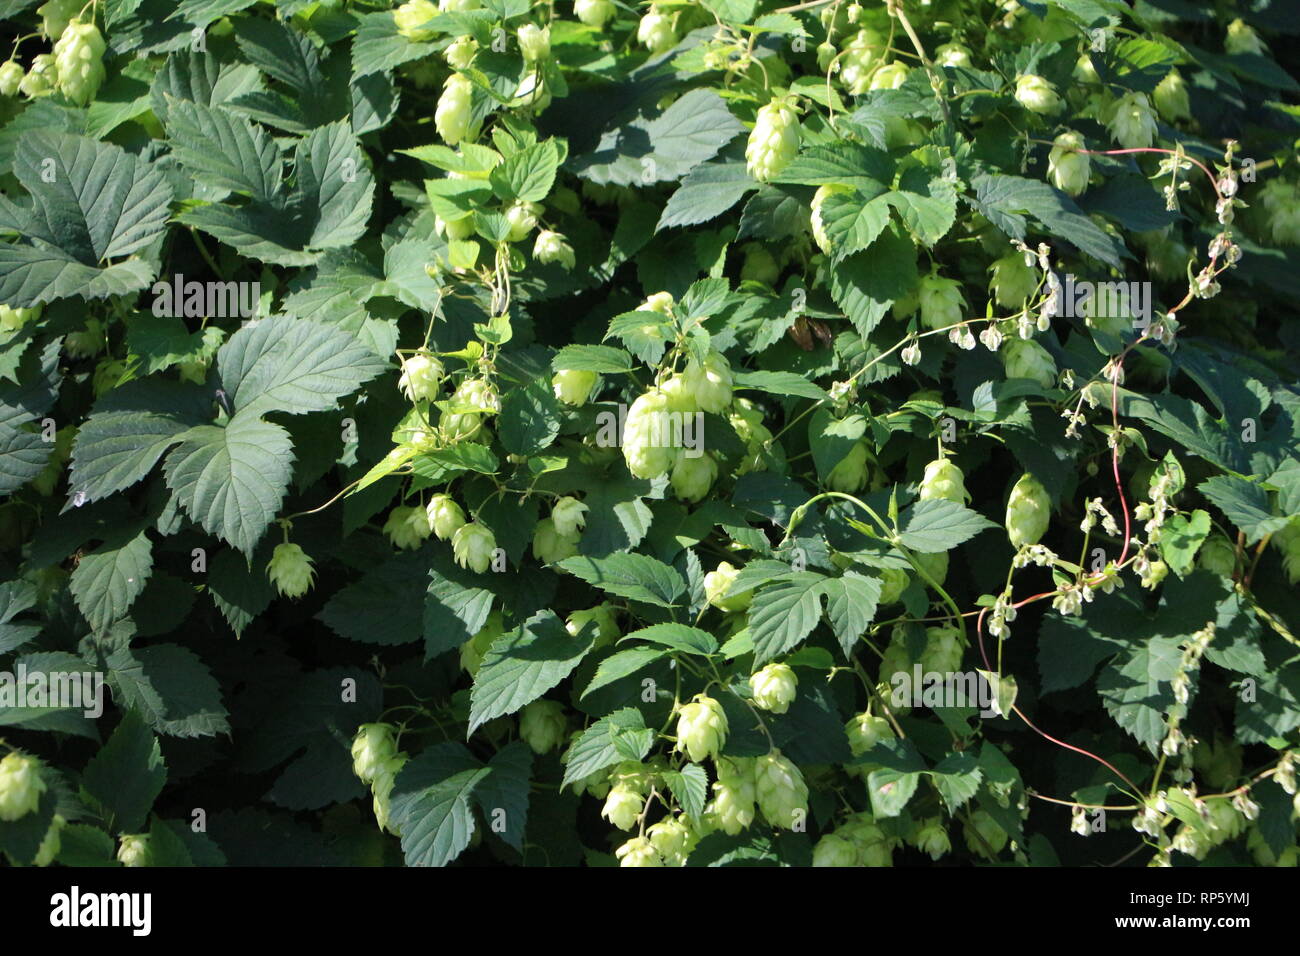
[898,498,998,553]
[558,553,686,607]
[80,710,167,833]
[69,526,153,633]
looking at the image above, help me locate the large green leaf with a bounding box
[80,710,167,834]
[162,97,283,201]
[748,571,827,665]
[389,743,488,867]
[558,553,686,607]
[106,644,230,738]
[68,526,153,633]
[898,498,998,553]
[561,707,654,787]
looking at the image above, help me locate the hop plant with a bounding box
[1014,73,1061,114]
[964,809,1009,859]
[575,0,615,28]
[615,835,662,867]
[670,452,717,503]
[445,35,477,69]
[753,750,808,829]
[1271,517,1300,585]
[426,494,467,540]
[53,19,106,106]
[646,816,694,865]
[707,758,756,834]
[1224,18,1265,56]
[116,834,151,868]
[519,700,567,754]
[1048,130,1091,196]
[552,368,599,405]
[436,73,478,145]
[812,832,859,866]
[636,5,678,54]
[602,783,643,830]
[550,496,589,538]
[1006,472,1051,548]
[533,230,575,268]
[681,350,733,413]
[394,0,437,40]
[452,522,497,573]
[266,543,316,598]
[921,626,963,674]
[460,612,503,675]
[384,504,432,550]
[1001,337,1057,388]
[841,813,894,866]
[34,814,65,867]
[1108,91,1158,149]
[745,100,800,183]
[0,751,46,821]
[20,55,58,98]
[827,440,871,493]
[704,560,752,612]
[0,61,23,97]
[505,200,542,241]
[869,61,909,91]
[1197,534,1237,577]
[913,818,952,860]
[750,662,798,714]
[566,604,620,644]
[398,352,443,402]
[532,517,579,564]
[351,723,398,785]
[846,712,894,760]
[674,694,728,762]
[371,754,408,835]
[839,29,886,94]
[989,251,1039,308]
[918,272,966,330]
[1259,180,1300,246]
[919,458,970,504]
[934,43,972,68]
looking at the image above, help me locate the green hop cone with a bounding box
[601,783,643,830]
[1153,69,1191,122]
[615,835,662,867]
[1014,73,1061,114]
[877,567,909,605]
[350,723,398,785]
[810,183,851,254]
[670,451,717,503]
[636,5,678,53]
[646,815,695,865]
[753,750,808,829]
[532,517,579,564]
[964,809,1009,859]
[566,604,620,644]
[436,73,478,145]
[869,61,909,91]
[1271,517,1300,585]
[704,560,752,612]
[452,521,497,573]
[919,458,970,504]
[846,711,894,761]
[674,694,729,762]
[0,61,23,97]
[839,29,885,94]
[812,832,859,867]
[745,99,800,183]
[518,700,567,754]
[841,813,893,866]
[1108,91,1158,149]
[681,350,733,413]
[1047,131,1090,196]
[913,549,949,588]
[1000,337,1057,388]
[749,662,798,714]
[117,834,152,868]
[827,440,871,493]
[1260,180,1300,246]
[371,754,408,835]
[398,352,443,401]
[0,751,46,821]
[989,252,1039,309]
[384,504,432,550]
[426,494,467,540]
[920,626,963,674]
[550,496,589,538]
[1225,18,1265,56]
[266,542,316,599]
[517,23,550,62]
[935,43,971,67]
[918,272,966,330]
[1196,533,1237,577]
[505,200,542,241]
[53,19,106,106]
[706,757,756,834]
[1006,472,1051,548]
[622,388,676,479]
[912,817,952,860]
[445,35,477,69]
[533,230,575,268]
[575,0,615,28]
[34,814,65,867]
[20,55,58,98]
[460,612,503,675]
[38,0,79,40]
[740,244,779,285]
[552,368,599,405]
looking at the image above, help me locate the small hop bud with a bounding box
[1153,70,1191,122]
[0,61,24,97]
[704,561,752,612]
[706,758,757,834]
[636,5,678,54]
[426,494,467,540]
[919,458,970,504]
[682,350,734,414]
[918,272,966,329]
[827,440,871,493]
[1014,73,1061,114]
[351,724,398,785]
[1005,473,1051,548]
[0,752,46,821]
[550,496,589,538]
[675,694,729,762]
[753,750,808,829]
[574,0,615,28]
[670,452,718,503]
[646,816,694,865]
[749,662,798,714]
[398,352,443,402]
[117,834,152,868]
[1000,337,1057,388]
[1224,18,1265,56]
[622,388,675,479]
[505,200,543,242]
[914,817,952,859]
[452,522,497,574]
[20,55,58,99]
[266,542,316,598]
[533,230,575,269]
[745,100,800,183]
[435,73,479,145]
[1108,92,1158,149]
[552,368,599,405]
[602,783,643,831]
[516,23,550,62]
[812,832,859,867]
[532,517,579,564]
[384,505,432,550]
[445,35,478,69]
[393,0,438,40]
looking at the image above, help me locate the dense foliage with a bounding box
[0,0,1298,869]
